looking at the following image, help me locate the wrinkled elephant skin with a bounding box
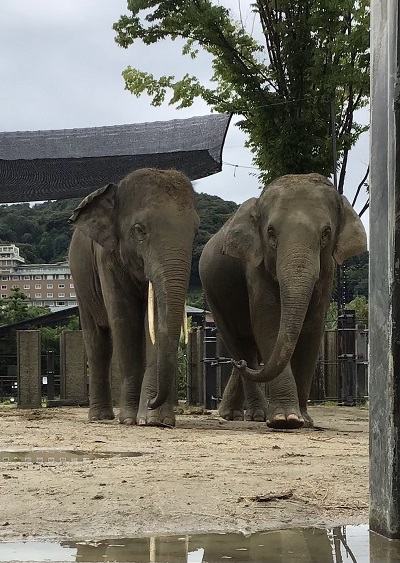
[199,173,367,430]
[69,168,199,426]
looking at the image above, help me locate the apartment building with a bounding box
[0,244,77,311]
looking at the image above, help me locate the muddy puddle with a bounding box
[1,525,400,562]
[0,449,143,463]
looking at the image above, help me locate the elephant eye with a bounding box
[321,226,331,244]
[133,223,147,241]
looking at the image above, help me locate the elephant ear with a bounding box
[69,183,118,250]
[222,198,263,267]
[334,195,367,265]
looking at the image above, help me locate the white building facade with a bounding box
[0,244,77,311]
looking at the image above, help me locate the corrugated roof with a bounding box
[0,114,231,203]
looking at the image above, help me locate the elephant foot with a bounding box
[266,404,304,430]
[300,408,314,428]
[244,407,267,422]
[137,403,176,427]
[119,406,139,426]
[88,406,115,421]
[218,406,244,421]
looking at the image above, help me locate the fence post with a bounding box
[17,330,42,409]
[337,309,356,405]
[46,350,55,402]
[60,331,88,405]
[187,328,204,406]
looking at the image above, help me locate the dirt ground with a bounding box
[0,404,368,543]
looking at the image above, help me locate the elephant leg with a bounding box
[136,313,176,427]
[80,310,114,421]
[219,367,245,421]
[113,321,145,426]
[291,316,326,428]
[266,367,304,429]
[218,337,266,421]
[243,380,268,422]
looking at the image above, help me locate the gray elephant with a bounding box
[199,173,367,429]
[69,168,199,426]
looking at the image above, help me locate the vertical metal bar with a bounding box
[46,350,55,402]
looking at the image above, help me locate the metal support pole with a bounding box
[369,0,400,539]
[46,350,55,402]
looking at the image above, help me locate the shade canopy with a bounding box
[0,113,231,203]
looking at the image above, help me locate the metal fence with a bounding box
[0,330,88,407]
[187,312,368,409]
[0,351,62,403]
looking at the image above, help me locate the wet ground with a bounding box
[0,404,370,559]
[2,526,400,562]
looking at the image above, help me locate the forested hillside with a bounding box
[0,193,238,288]
[0,195,368,296]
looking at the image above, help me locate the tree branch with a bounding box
[352,166,369,207]
[359,200,369,218]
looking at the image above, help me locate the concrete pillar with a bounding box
[17,330,42,409]
[369,0,400,539]
[60,330,88,405]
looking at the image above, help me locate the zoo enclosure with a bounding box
[187,309,368,409]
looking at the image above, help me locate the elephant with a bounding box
[199,173,367,430]
[68,168,199,426]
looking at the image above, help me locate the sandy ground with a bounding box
[0,404,368,543]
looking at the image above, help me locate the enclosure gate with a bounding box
[188,323,369,409]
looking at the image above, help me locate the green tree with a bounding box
[345,251,368,299]
[0,287,50,325]
[40,316,80,352]
[325,294,368,329]
[114,0,370,188]
[346,294,368,326]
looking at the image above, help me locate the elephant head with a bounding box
[69,168,199,409]
[221,173,367,382]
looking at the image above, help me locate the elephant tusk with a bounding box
[148,281,156,346]
[182,305,188,345]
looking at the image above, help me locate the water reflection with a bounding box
[1,526,400,562]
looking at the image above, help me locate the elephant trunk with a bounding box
[147,251,190,410]
[237,244,319,382]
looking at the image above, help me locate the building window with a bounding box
[11,285,18,289]
[58,284,65,289]
[70,292,76,298]
[46,275,54,280]
[58,293,65,298]
[1,276,8,281]
[56,301,65,307]
[35,275,41,280]
[1,294,6,298]
[12,276,19,280]
[35,293,42,298]
[23,285,30,290]
[59,275,65,280]
[47,284,53,289]
[1,285,6,290]
[70,283,74,288]
[25,293,30,298]
[47,293,53,298]
[35,284,41,289]
[24,275,30,280]
[48,301,55,307]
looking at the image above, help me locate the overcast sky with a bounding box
[0,0,369,234]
